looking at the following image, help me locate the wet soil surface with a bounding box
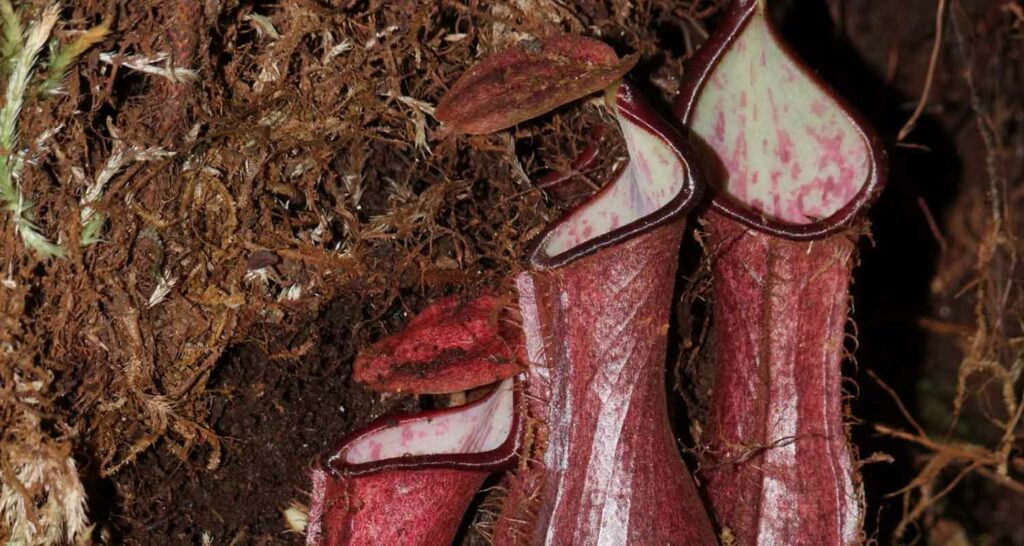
[114,299,412,545]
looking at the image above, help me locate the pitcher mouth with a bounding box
[674,0,885,240]
[324,378,523,477]
[528,80,703,270]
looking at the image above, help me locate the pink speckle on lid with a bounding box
[811,100,827,116]
[767,92,780,124]
[781,63,797,83]
[790,161,802,181]
[713,108,726,143]
[711,73,725,89]
[775,130,793,164]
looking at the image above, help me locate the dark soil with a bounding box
[112,296,417,545]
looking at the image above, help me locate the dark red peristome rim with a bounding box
[323,378,524,477]
[673,0,887,241]
[527,80,704,270]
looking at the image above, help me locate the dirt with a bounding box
[111,296,414,545]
